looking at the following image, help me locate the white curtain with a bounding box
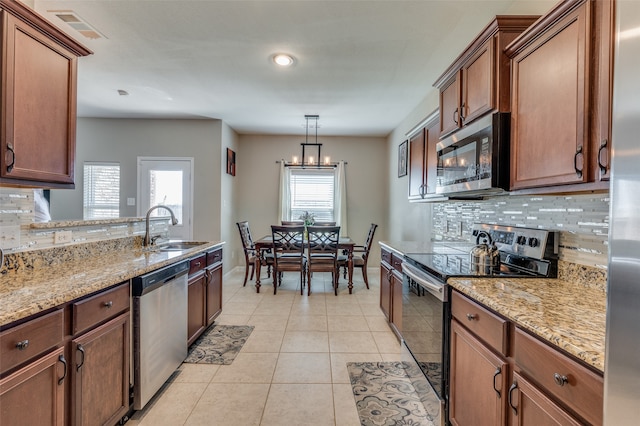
[335,161,348,236]
[278,160,291,223]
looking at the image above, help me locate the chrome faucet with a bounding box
[144,205,179,247]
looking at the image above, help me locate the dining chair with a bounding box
[271,225,307,295]
[306,226,341,295]
[281,220,304,225]
[313,221,336,226]
[236,221,273,286]
[340,223,378,289]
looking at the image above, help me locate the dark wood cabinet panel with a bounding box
[507,0,614,193]
[379,248,402,339]
[188,271,207,346]
[0,1,90,188]
[0,347,66,426]
[449,319,508,426]
[509,3,589,189]
[408,115,440,201]
[379,260,392,321]
[434,16,539,139]
[206,264,223,326]
[509,372,583,426]
[72,312,129,426]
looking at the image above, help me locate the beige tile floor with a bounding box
[128,267,403,426]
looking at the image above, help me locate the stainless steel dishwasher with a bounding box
[132,260,189,410]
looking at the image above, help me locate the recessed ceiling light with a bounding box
[272,53,295,67]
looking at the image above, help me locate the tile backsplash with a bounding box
[0,188,169,253]
[432,193,609,269]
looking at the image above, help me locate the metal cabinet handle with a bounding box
[459,102,466,122]
[466,313,477,321]
[58,354,67,385]
[453,108,459,125]
[574,146,584,178]
[508,381,518,415]
[6,143,15,173]
[15,339,29,350]
[492,367,502,398]
[553,373,568,387]
[598,139,608,175]
[103,301,113,308]
[76,344,85,371]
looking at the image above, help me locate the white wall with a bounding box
[235,134,387,265]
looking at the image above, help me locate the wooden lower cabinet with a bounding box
[205,263,223,325]
[379,261,392,321]
[509,371,583,426]
[449,319,508,426]
[0,346,66,425]
[379,248,403,338]
[72,312,129,426]
[187,270,207,346]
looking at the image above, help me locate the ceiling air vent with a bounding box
[48,10,106,40]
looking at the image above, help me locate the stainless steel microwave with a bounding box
[435,112,510,196]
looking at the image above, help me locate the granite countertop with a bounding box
[379,240,606,373]
[0,241,224,327]
[448,277,605,372]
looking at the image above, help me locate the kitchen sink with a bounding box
[148,241,209,252]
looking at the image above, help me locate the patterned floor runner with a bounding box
[183,324,254,365]
[347,361,435,426]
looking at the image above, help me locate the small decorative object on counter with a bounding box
[298,211,315,227]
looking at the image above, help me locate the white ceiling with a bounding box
[35,0,556,136]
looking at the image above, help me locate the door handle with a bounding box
[58,354,67,385]
[76,344,85,371]
[574,146,584,178]
[493,367,502,398]
[598,139,608,175]
[508,381,518,415]
[6,143,15,173]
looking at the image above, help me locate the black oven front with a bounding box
[401,260,450,426]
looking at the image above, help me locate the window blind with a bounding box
[289,168,335,222]
[83,162,120,219]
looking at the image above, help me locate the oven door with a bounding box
[401,262,450,426]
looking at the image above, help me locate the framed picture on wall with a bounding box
[398,140,407,177]
[226,148,236,176]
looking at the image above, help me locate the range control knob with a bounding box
[528,237,539,247]
[516,235,527,245]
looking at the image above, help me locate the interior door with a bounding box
[137,157,193,240]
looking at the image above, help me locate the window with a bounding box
[288,168,336,221]
[83,162,120,219]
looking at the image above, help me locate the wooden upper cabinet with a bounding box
[506,0,614,192]
[0,1,91,188]
[434,16,539,139]
[408,113,440,201]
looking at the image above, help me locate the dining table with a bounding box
[253,234,356,294]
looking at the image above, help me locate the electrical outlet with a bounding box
[54,230,73,244]
[127,197,136,206]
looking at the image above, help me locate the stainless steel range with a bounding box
[400,223,558,426]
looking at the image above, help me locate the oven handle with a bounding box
[402,262,447,302]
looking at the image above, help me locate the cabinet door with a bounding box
[449,320,508,426]
[0,347,66,425]
[424,118,440,195]
[439,71,462,137]
[72,312,129,426]
[206,265,223,325]
[408,129,426,199]
[379,262,392,321]
[1,12,77,186]
[509,372,583,426]
[390,271,403,335]
[188,272,207,345]
[462,38,494,125]
[510,3,590,190]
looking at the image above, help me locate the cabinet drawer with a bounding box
[514,327,603,425]
[206,249,222,266]
[189,254,206,275]
[391,254,403,274]
[1,309,64,374]
[73,283,130,335]
[451,291,508,355]
[381,248,392,265]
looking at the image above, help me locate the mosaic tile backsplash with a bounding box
[432,193,610,269]
[0,188,169,254]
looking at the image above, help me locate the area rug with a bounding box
[183,325,254,365]
[347,361,435,426]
